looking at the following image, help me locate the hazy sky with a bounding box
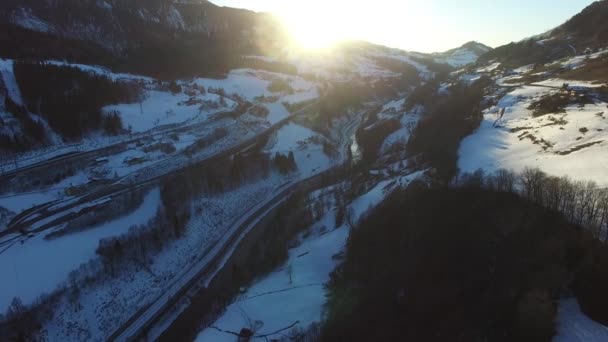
[212,0,596,52]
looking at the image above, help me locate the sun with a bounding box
[272,1,441,53]
[286,22,343,50]
[276,2,352,50]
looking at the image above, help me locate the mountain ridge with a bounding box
[477,0,608,67]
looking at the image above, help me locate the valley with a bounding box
[1,1,608,342]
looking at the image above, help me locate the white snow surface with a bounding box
[476,62,501,73]
[42,178,284,340]
[196,173,422,342]
[265,102,290,125]
[0,188,161,310]
[286,47,432,80]
[436,48,480,67]
[104,90,232,133]
[380,112,420,153]
[10,7,55,33]
[513,64,535,74]
[558,49,608,71]
[46,60,153,82]
[460,73,482,85]
[554,298,608,342]
[196,213,347,342]
[0,191,60,214]
[536,78,607,89]
[193,69,318,103]
[459,83,608,186]
[266,123,332,179]
[0,59,24,105]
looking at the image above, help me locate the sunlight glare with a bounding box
[275,1,441,52]
[277,1,351,50]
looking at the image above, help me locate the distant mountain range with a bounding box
[0,0,285,77]
[2,0,606,149]
[0,0,493,78]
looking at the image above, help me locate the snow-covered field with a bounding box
[554,298,608,342]
[0,190,61,214]
[103,90,233,133]
[459,81,608,186]
[555,48,608,71]
[1,63,320,175]
[196,172,423,341]
[196,212,346,342]
[0,44,430,341]
[286,45,437,81]
[193,69,318,102]
[437,48,482,67]
[266,123,332,178]
[46,60,153,83]
[39,119,342,340]
[42,179,284,340]
[0,188,161,310]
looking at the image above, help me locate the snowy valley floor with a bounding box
[196,172,423,341]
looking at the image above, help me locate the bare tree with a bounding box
[598,190,608,242]
[519,167,547,204]
[494,169,516,193]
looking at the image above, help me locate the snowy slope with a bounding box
[377,99,421,154]
[554,298,608,342]
[0,59,24,105]
[196,214,348,341]
[0,188,161,310]
[192,69,318,102]
[103,90,232,133]
[41,179,286,340]
[434,42,493,67]
[196,172,423,341]
[438,48,480,67]
[285,44,435,80]
[266,123,332,179]
[46,60,153,83]
[459,80,608,186]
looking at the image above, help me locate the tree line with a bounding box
[13,61,142,140]
[1,91,46,151]
[321,180,608,341]
[456,167,608,242]
[407,76,493,182]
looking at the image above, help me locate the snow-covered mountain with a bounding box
[478,0,608,67]
[457,2,608,187]
[434,41,493,67]
[3,1,608,341]
[0,0,282,46]
[0,0,286,78]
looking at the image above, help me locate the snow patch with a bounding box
[0,188,161,310]
[554,298,608,342]
[10,7,55,33]
[459,84,608,186]
[0,59,24,105]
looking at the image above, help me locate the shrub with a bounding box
[528,93,570,117]
[102,111,123,135]
[267,78,294,94]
